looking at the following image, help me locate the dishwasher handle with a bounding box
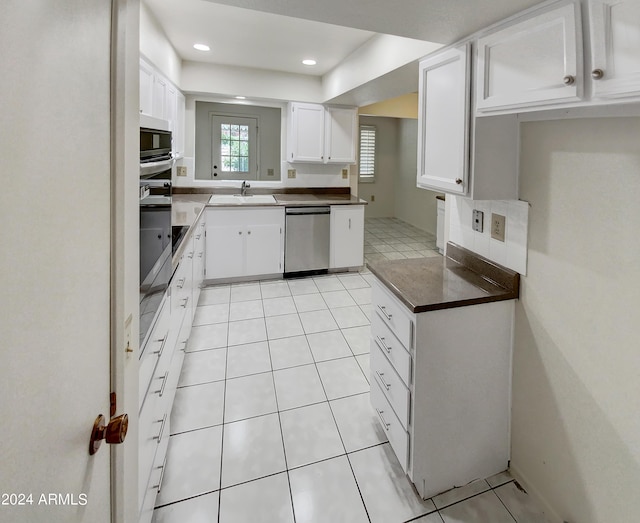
[285,206,331,215]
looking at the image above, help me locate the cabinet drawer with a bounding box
[371,379,409,473]
[139,297,170,412]
[372,280,414,350]
[371,343,411,430]
[139,418,170,523]
[371,312,411,387]
[138,391,169,509]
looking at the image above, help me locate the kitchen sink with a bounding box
[209,194,277,205]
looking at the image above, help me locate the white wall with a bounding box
[394,119,441,235]
[511,117,640,523]
[181,61,323,103]
[140,1,181,85]
[322,34,441,101]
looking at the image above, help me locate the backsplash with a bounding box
[448,197,529,275]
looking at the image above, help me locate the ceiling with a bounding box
[145,0,545,77]
[144,0,378,76]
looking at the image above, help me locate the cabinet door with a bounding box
[289,102,325,162]
[245,223,283,276]
[589,0,640,99]
[476,2,582,111]
[165,83,177,133]
[174,91,185,157]
[417,44,470,195]
[330,206,364,269]
[206,224,244,279]
[325,106,357,164]
[153,76,167,120]
[140,60,154,117]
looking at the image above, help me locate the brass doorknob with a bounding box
[89,413,129,455]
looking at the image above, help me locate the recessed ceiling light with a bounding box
[235,96,246,100]
[302,59,317,66]
[193,43,210,52]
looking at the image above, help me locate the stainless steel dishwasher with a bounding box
[284,206,331,276]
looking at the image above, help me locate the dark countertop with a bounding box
[367,243,519,313]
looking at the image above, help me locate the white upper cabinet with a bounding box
[476,2,583,112]
[588,0,640,100]
[324,106,358,164]
[288,102,325,162]
[288,102,357,164]
[139,58,185,156]
[417,44,471,195]
[139,60,154,117]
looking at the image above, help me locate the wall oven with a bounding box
[139,126,174,345]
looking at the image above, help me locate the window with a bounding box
[211,115,258,180]
[220,123,249,172]
[359,125,376,182]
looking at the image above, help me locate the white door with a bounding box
[475,2,582,111]
[589,0,640,99]
[211,115,258,180]
[0,2,138,522]
[417,44,470,195]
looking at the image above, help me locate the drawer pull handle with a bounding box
[155,371,169,397]
[152,455,168,493]
[188,251,194,259]
[152,335,167,357]
[181,297,189,308]
[154,414,167,443]
[376,336,391,353]
[196,234,202,240]
[376,409,391,431]
[376,371,391,391]
[180,339,189,353]
[177,278,186,289]
[378,305,392,321]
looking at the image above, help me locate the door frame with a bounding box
[110,1,140,522]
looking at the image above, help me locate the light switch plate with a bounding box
[341,169,348,179]
[491,213,506,242]
[287,169,296,179]
[473,210,484,232]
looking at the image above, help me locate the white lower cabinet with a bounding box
[370,276,514,499]
[329,205,364,269]
[205,207,284,280]
[139,217,201,523]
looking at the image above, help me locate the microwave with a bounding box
[140,127,172,164]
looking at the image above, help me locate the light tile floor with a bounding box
[152,218,550,523]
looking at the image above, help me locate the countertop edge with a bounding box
[367,243,520,314]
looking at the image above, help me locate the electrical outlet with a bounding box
[176,165,187,177]
[341,168,348,179]
[370,195,375,202]
[491,213,506,242]
[287,169,296,179]
[267,168,274,177]
[472,210,484,232]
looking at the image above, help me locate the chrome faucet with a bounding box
[241,180,251,196]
